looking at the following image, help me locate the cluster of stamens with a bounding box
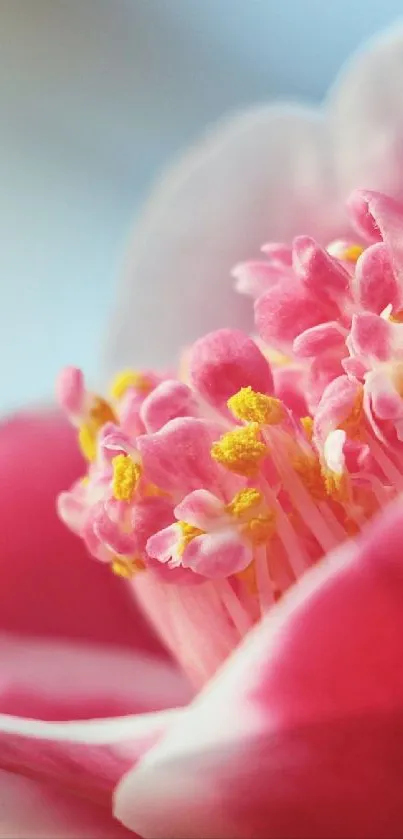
[56,189,403,683]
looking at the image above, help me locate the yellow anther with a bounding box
[112,454,142,502]
[226,488,263,518]
[211,423,267,477]
[111,370,153,399]
[292,453,327,501]
[340,244,364,263]
[78,396,116,462]
[178,521,204,555]
[111,556,145,579]
[338,389,363,439]
[228,387,285,425]
[243,511,276,545]
[88,396,116,428]
[389,310,403,324]
[78,424,97,462]
[323,469,349,503]
[301,416,314,441]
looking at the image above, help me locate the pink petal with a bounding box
[255,280,336,348]
[232,260,289,299]
[260,243,292,264]
[57,482,87,532]
[0,410,165,657]
[292,235,349,297]
[347,189,384,243]
[190,328,273,414]
[146,524,180,565]
[355,242,400,313]
[272,365,307,417]
[0,771,133,838]
[138,417,224,493]
[350,312,392,361]
[182,530,251,578]
[55,366,85,420]
[141,380,199,432]
[305,353,346,412]
[93,510,138,556]
[348,190,403,284]
[105,107,338,373]
[342,355,368,379]
[115,499,403,838]
[365,369,403,422]
[131,497,175,555]
[314,375,361,443]
[175,489,225,531]
[293,321,346,358]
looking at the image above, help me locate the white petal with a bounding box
[104,107,337,374]
[329,24,403,197]
[105,24,403,375]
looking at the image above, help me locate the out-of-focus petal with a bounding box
[115,499,403,838]
[105,27,403,374]
[330,25,403,200]
[105,107,337,373]
[0,410,166,657]
[0,632,192,721]
[0,771,134,838]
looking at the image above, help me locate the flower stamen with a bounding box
[111,370,153,399]
[211,423,267,476]
[112,454,142,501]
[178,521,204,555]
[111,556,145,578]
[228,386,285,425]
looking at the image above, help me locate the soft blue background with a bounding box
[1,0,403,412]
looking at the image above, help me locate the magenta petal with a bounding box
[0,705,181,819]
[0,771,134,838]
[0,410,165,657]
[115,500,403,838]
[0,632,192,721]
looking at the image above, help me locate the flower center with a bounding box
[56,189,403,687]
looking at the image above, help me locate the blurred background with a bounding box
[1,0,403,413]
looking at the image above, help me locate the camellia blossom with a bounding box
[4,24,403,839]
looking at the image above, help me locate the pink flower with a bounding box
[5,24,403,839]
